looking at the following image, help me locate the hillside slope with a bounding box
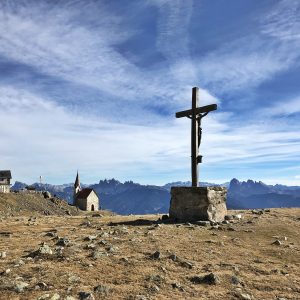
[0,193,81,217]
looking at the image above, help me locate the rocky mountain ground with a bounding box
[0,208,299,299]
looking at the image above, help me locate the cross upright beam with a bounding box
[191,87,199,187]
[175,87,217,187]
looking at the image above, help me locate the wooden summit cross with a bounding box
[176,87,217,187]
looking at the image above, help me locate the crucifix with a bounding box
[176,87,217,187]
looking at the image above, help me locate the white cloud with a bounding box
[261,96,300,117]
[1,84,299,185]
[261,0,300,41]
[0,86,189,183]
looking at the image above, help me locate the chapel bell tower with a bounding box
[74,171,81,202]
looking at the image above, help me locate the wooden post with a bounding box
[191,87,199,187]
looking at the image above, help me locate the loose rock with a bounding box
[33,243,53,256]
[196,221,210,226]
[231,275,243,285]
[92,249,108,259]
[149,284,160,293]
[161,214,169,221]
[15,281,29,292]
[37,294,50,300]
[0,268,11,275]
[0,251,7,258]
[42,191,51,199]
[171,282,185,292]
[94,284,110,296]
[85,243,96,250]
[78,292,95,300]
[81,220,92,227]
[50,293,60,300]
[252,209,264,215]
[169,254,177,261]
[45,232,57,238]
[233,214,242,220]
[222,220,230,224]
[35,282,48,290]
[56,237,71,247]
[227,227,237,231]
[150,251,161,259]
[190,273,220,285]
[180,261,193,269]
[68,275,80,284]
[272,239,282,246]
[84,235,97,242]
[234,290,252,300]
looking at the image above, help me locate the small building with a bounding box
[76,188,99,211]
[73,172,99,211]
[0,170,12,193]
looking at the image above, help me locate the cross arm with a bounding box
[175,104,217,118]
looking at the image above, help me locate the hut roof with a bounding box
[0,170,12,179]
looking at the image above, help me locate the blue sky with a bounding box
[0,0,300,185]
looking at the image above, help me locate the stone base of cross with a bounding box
[169,186,227,222]
[176,87,217,187]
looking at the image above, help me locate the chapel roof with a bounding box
[0,170,12,179]
[76,188,97,199]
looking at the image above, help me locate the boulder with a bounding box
[169,187,227,222]
[43,191,51,199]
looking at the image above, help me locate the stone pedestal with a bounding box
[169,186,227,222]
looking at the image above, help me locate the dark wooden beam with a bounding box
[191,87,199,187]
[175,104,217,118]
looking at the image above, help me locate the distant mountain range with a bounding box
[12,178,300,214]
[228,178,300,209]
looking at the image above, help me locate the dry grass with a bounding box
[0,208,299,300]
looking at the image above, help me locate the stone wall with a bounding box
[169,186,227,222]
[0,185,10,193]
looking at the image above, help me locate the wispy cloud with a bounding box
[261,0,300,41]
[195,0,300,94]
[0,0,299,185]
[149,0,193,61]
[0,1,142,100]
[148,0,197,84]
[260,96,300,117]
[196,37,298,94]
[0,1,215,121]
